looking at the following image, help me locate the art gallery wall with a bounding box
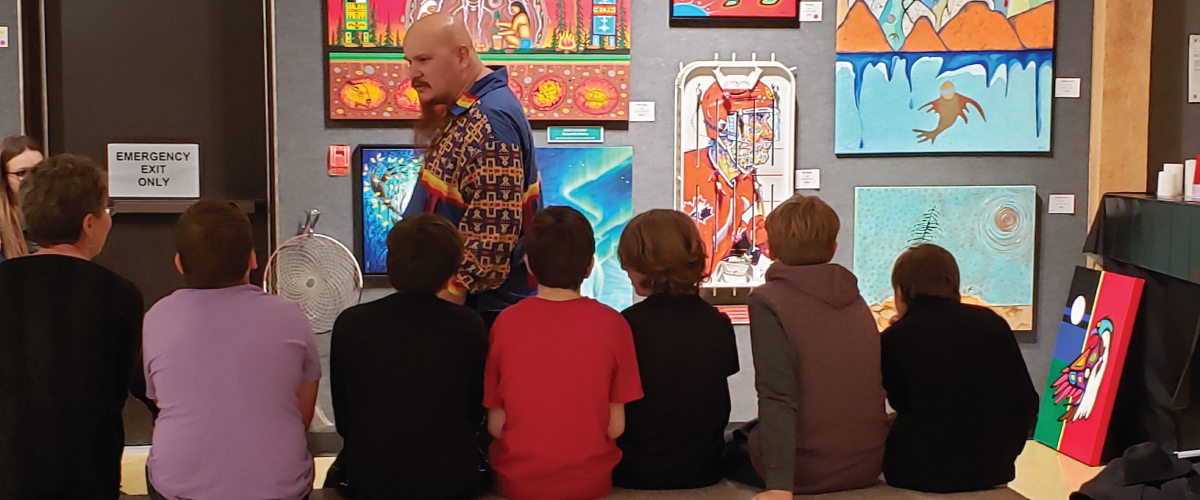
[274,1,1095,421]
[0,0,20,137]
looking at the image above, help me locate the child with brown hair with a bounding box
[612,209,740,491]
[729,194,888,500]
[484,206,643,500]
[881,244,1037,493]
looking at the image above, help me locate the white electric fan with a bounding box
[263,209,363,334]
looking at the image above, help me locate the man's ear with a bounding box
[458,45,473,67]
[584,257,594,280]
[248,249,259,271]
[174,253,185,276]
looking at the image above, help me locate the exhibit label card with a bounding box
[1190,36,1200,103]
[1048,194,1076,214]
[796,169,820,190]
[0,27,8,48]
[107,144,201,198]
[800,2,822,22]
[1055,78,1082,98]
[629,101,655,122]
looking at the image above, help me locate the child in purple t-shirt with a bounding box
[143,201,321,500]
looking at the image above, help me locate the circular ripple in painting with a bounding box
[977,193,1033,253]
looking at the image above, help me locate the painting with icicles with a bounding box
[834,0,1054,154]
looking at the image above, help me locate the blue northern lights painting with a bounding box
[538,147,635,311]
[357,146,634,310]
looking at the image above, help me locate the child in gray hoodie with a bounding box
[729,194,889,500]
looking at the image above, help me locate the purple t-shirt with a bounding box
[144,285,321,500]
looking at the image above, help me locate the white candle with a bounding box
[1165,163,1186,197]
[1159,170,1182,198]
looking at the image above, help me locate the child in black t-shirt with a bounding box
[613,209,740,490]
[881,244,1038,493]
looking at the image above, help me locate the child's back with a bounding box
[486,297,642,500]
[881,300,1037,492]
[749,263,888,494]
[615,294,738,489]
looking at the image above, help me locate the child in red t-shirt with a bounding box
[484,206,643,500]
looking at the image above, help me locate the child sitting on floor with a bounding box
[484,206,643,500]
[613,209,740,490]
[728,194,888,499]
[881,243,1038,493]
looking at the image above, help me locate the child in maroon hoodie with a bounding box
[729,194,888,500]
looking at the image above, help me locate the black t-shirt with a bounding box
[330,291,488,500]
[881,298,1039,493]
[0,255,144,500]
[614,293,740,490]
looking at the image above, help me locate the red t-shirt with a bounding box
[484,297,643,500]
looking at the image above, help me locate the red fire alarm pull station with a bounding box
[328,145,351,176]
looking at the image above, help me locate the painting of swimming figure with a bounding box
[834,0,1055,154]
[854,186,1037,331]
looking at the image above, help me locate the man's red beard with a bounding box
[414,102,449,150]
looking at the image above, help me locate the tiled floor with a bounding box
[119,441,1102,499]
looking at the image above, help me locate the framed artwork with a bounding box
[353,145,423,275]
[538,147,634,310]
[326,0,632,122]
[1034,267,1144,466]
[854,186,1036,331]
[834,0,1055,154]
[670,0,799,27]
[352,145,634,310]
[676,58,796,293]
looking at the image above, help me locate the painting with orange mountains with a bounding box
[835,0,1054,154]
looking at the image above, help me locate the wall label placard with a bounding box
[547,127,605,144]
[107,144,200,198]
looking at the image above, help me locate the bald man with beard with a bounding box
[401,14,541,330]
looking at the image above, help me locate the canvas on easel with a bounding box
[1034,266,1144,466]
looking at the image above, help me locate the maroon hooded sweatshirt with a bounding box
[747,262,888,494]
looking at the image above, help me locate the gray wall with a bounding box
[274,1,1095,422]
[0,0,19,137]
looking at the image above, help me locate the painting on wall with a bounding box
[325,0,633,122]
[834,0,1055,154]
[676,59,796,292]
[853,186,1036,331]
[329,53,631,120]
[355,146,423,275]
[1034,267,1144,466]
[670,0,799,26]
[353,145,634,310]
[537,147,634,311]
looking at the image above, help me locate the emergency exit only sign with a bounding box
[107,144,200,198]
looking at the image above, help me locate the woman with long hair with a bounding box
[0,136,44,259]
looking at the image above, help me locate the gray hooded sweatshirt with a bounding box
[747,262,888,494]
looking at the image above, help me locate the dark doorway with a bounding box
[24,0,273,445]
